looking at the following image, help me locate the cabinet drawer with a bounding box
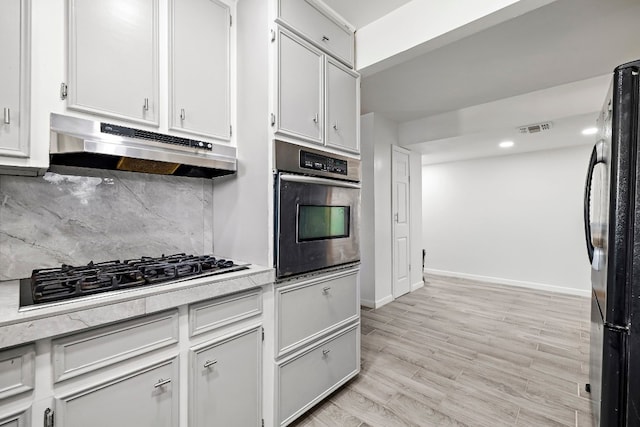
[0,345,34,400]
[56,357,179,427]
[52,310,178,382]
[277,325,359,426]
[189,289,262,337]
[277,269,358,356]
[278,0,353,66]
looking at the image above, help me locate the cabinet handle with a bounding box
[333,122,338,131]
[3,108,9,125]
[322,349,331,356]
[204,359,218,368]
[312,113,318,123]
[322,286,331,294]
[153,378,171,388]
[322,35,330,42]
[143,98,149,111]
[180,108,186,121]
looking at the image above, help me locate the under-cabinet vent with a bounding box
[518,122,553,134]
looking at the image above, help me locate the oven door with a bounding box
[276,173,360,278]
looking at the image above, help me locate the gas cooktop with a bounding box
[20,253,249,306]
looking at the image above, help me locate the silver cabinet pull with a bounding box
[322,349,331,356]
[394,213,399,222]
[143,98,149,111]
[322,35,330,42]
[3,108,10,124]
[312,113,318,123]
[154,378,171,388]
[322,286,331,294]
[180,108,186,121]
[204,359,217,368]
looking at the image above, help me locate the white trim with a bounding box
[360,294,394,309]
[424,268,591,297]
[410,280,424,292]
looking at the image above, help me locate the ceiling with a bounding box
[327,0,640,164]
[322,0,411,29]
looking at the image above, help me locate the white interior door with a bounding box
[392,146,411,298]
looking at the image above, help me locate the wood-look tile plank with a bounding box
[294,275,594,426]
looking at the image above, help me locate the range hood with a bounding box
[49,113,237,178]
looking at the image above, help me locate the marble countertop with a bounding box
[0,264,275,349]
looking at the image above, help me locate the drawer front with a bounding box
[278,0,353,66]
[189,289,262,337]
[277,325,359,425]
[52,310,178,382]
[277,269,358,355]
[0,345,34,400]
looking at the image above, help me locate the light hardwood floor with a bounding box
[292,274,594,427]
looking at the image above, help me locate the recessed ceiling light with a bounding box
[499,141,514,148]
[582,127,598,135]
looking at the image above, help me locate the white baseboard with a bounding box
[360,298,375,309]
[360,294,394,309]
[375,294,394,308]
[424,268,591,297]
[410,280,424,292]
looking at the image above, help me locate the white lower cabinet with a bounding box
[277,325,359,426]
[272,268,361,427]
[190,326,262,427]
[55,357,179,427]
[0,408,30,427]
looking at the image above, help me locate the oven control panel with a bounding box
[300,150,348,176]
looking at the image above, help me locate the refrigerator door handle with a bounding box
[584,141,606,264]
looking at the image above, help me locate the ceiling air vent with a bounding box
[518,122,553,134]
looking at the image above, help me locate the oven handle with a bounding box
[280,173,361,189]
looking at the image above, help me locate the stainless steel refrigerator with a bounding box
[585,59,640,427]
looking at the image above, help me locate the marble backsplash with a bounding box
[0,166,214,280]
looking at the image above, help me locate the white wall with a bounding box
[360,113,375,304]
[422,145,592,295]
[361,113,423,308]
[213,0,271,266]
[410,151,423,291]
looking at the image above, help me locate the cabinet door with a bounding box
[56,358,178,427]
[0,407,30,427]
[69,0,158,125]
[171,0,230,140]
[0,0,28,158]
[325,58,359,153]
[277,29,323,144]
[191,327,261,427]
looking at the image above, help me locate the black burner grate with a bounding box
[30,254,247,304]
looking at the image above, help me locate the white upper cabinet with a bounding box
[325,58,359,153]
[277,29,323,144]
[171,0,230,140]
[275,27,360,154]
[0,0,29,160]
[278,0,354,68]
[68,0,159,125]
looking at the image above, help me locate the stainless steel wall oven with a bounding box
[275,141,361,278]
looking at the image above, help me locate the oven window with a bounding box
[298,205,350,241]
